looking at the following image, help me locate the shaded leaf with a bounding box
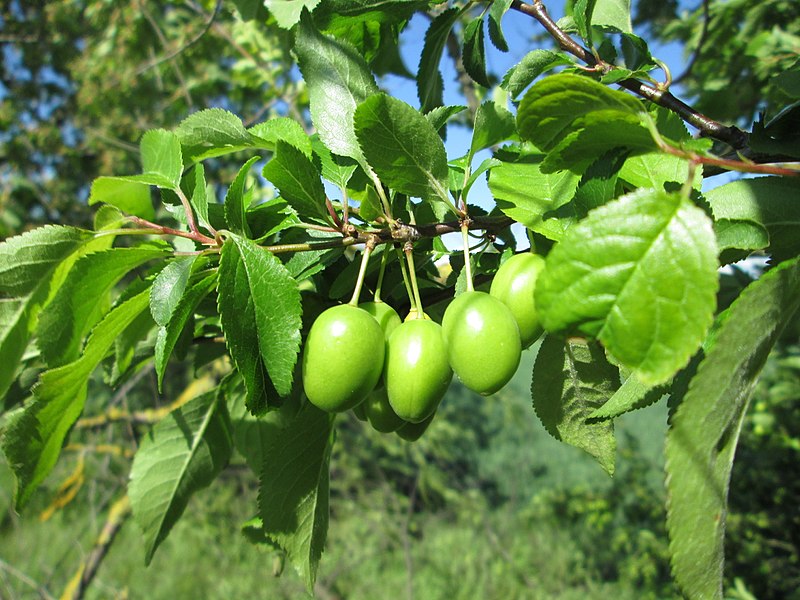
[488,0,513,52]
[263,141,329,223]
[258,404,335,590]
[666,257,800,600]
[129,387,232,564]
[3,290,150,508]
[501,50,572,99]
[462,16,491,88]
[417,8,461,113]
[224,156,260,237]
[531,336,617,474]
[589,373,667,420]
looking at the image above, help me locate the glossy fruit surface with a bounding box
[395,411,435,441]
[490,252,546,348]
[442,291,522,396]
[385,319,452,422]
[302,304,385,412]
[364,387,406,433]
[359,301,401,339]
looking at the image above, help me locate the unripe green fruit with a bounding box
[442,291,522,396]
[302,304,385,412]
[359,301,401,339]
[352,401,368,422]
[364,387,406,433]
[395,411,435,441]
[489,252,546,348]
[385,319,452,423]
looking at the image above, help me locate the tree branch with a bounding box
[510,0,749,150]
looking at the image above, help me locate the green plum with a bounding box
[489,252,546,348]
[359,301,402,339]
[302,304,385,412]
[385,319,452,423]
[395,411,435,441]
[364,387,406,433]
[441,291,522,396]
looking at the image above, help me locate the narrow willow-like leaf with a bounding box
[295,12,379,164]
[417,8,461,113]
[258,404,335,590]
[155,273,218,387]
[140,129,183,189]
[129,387,232,564]
[705,176,800,261]
[462,16,491,88]
[354,94,450,204]
[531,336,617,474]
[589,373,667,420]
[665,257,800,600]
[224,156,260,237]
[37,244,169,367]
[218,235,302,407]
[517,73,644,151]
[3,290,150,508]
[536,189,718,385]
[263,141,329,223]
[0,226,93,399]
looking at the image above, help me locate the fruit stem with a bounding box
[374,248,390,303]
[461,220,474,292]
[349,243,373,306]
[396,248,416,310]
[405,244,425,317]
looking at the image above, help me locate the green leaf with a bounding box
[424,105,467,134]
[531,336,617,475]
[129,387,232,564]
[218,235,302,408]
[488,0,513,52]
[517,73,644,151]
[154,273,217,387]
[417,8,461,113]
[618,151,696,190]
[470,101,516,160]
[37,244,169,367]
[311,136,357,189]
[540,110,656,173]
[501,50,572,99]
[704,177,800,261]
[592,0,632,33]
[176,108,253,162]
[295,13,379,164]
[140,129,183,189]
[3,289,150,508]
[535,189,718,385]
[88,177,157,220]
[573,0,597,43]
[263,141,329,223]
[224,156,260,237]
[264,0,322,29]
[589,373,667,420]
[0,226,93,399]
[488,148,580,241]
[150,257,198,327]
[665,257,800,600]
[249,117,313,158]
[354,94,450,204]
[714,219,769,260]
[189,164,212,233]
[258,404,335,590]
[462,16,491,88]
